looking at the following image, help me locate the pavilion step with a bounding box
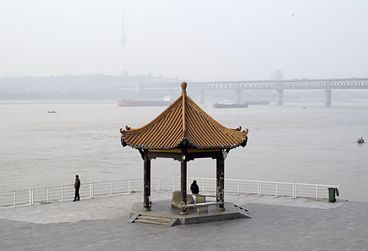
[132,214,178,226]
[134,218,169,225]
[234,204,252,218]
[138,215,171,224]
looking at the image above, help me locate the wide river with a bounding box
[0,101,367,201]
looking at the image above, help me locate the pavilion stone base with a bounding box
[129,200,251,226]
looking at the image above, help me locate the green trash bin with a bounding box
[328,188,339,203]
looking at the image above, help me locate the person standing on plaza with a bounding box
[73,175,81,201]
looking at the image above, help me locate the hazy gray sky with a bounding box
[0,0,367,81]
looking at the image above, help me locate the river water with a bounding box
[0,101,367,202]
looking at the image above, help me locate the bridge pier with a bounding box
[135,84,140,94]
[277,89,284,106]
[235,88,242,104]
[200,90,205,104]
[325,89,332,107]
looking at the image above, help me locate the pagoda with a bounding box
[120,82,248,214]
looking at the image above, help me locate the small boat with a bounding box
[213,103,248,108]
[357,137,365,144]
[48,110,57,113]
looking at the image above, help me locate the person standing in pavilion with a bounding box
[190,180,199,194]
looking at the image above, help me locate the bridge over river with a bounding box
[121,78,368,107]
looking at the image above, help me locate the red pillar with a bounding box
[180,154,187,215]
[143,151,151,210]
[216,156,225,210]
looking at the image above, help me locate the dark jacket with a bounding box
[74,178,81,190]
[190,181,199,194]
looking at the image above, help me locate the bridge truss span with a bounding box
[119,78,368,107]
[191,78,368,90]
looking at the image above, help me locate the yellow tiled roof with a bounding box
[120,82,248,150]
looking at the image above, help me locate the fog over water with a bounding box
[0,102,367,202]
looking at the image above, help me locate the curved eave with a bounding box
[121,129,248,150]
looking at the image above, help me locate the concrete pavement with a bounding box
[0,193,365,251]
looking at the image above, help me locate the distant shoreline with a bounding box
[0,99,117,105]
[1,100,368,107]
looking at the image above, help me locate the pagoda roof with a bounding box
[120,82,248,150]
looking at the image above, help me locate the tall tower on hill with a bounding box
[121,9,127,76]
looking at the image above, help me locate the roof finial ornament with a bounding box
[181,82,187,95]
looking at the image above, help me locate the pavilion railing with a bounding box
[0,177,340,209]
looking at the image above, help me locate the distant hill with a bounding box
[0,74,178,100]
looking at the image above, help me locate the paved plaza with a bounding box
[0,193,366,251]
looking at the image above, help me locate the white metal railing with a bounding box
[0,177,339,209]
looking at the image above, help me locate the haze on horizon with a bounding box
[0,0,367,81]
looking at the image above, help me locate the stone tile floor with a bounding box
[0,192,365,251]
